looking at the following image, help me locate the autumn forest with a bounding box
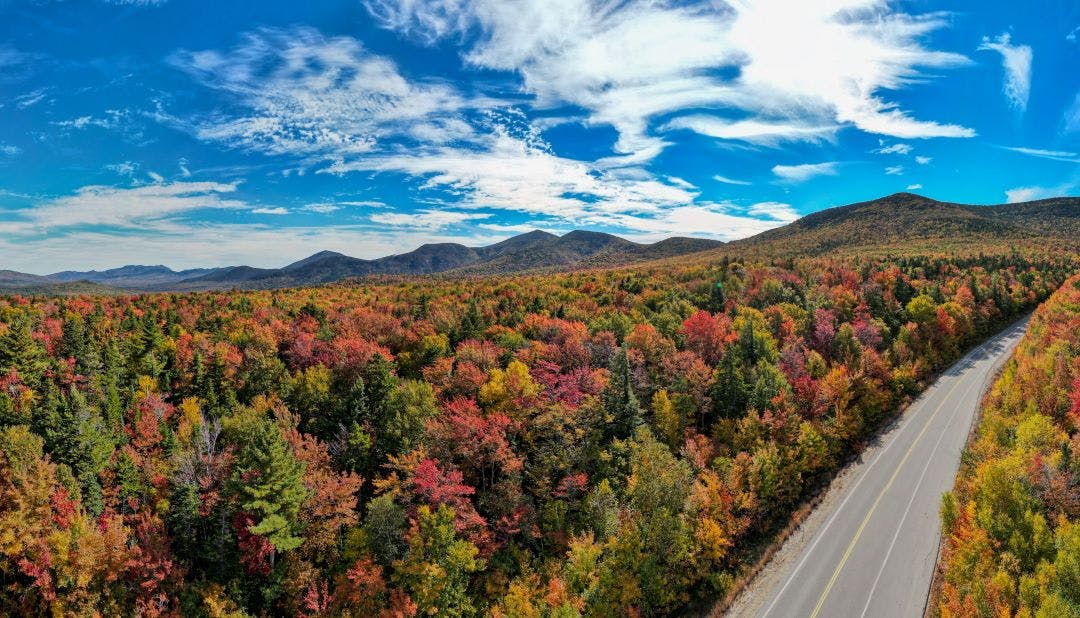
[1,244,1078,617]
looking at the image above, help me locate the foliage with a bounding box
[0,250,1072,615]
[935,274,1080,617]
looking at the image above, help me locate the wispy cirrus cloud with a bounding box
[713,174,752,186]
[772,161,839,182]
[53,110,129,130]
[156,12,975,245]
[301,203,342,214]
[365,0,976,161]
[1003,146,1080,163]
[0,45,43,84]
[170,27,484,158]
[15,88,49,109]
[15,181,247,231]
[598,201,798,242]
[324,118,697,222]
[370,209,491,230]
[661,115,838,147]
[875,142,913,155]
[978,33,1032,111]
[1066,93,1080,133]
[105,161,139,176]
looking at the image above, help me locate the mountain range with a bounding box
[4,192,1079,295]
[2,229,723,293]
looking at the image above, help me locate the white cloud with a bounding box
[365,0,974,163]
[16,181,246,231]
[57,116,92,129]
[875,142,913,155]
[477,222,561,234]
[0,45,29,69]
[0,144,20,156]
[661,115,837,147]
[147,171,165,183]
[370,209,491,230]
[252,207,290,215]
[713,174,752,186]
[747,201,799,223]
[105,0,169,5]
[14,88,48,109]
[1003,146,1079,163]
[978,33,1032,111]
[914,155,932,165]
[323,118,698,223]
[885,165,904,175]
[1066,93,1080,133]
[772,161,839,182]
[301,203,342,213]
[906,183,922,190]
[53,110,128,130]
[1005,182,1075,203]
[106,161,139,176]
[171,27,481,158]
[599,203,789,241]
[339,200,390,208]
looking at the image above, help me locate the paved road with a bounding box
[729,318,1029,618]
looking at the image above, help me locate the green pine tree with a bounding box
[0,317,48,389]
[709,280,726,313]
[602,345,643,442]
[235,419,307,553]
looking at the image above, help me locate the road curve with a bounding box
[727,317,1029,618]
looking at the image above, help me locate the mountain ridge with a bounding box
[10,229,722,292]
[729,192,1080,256]
[5,192,1080,294]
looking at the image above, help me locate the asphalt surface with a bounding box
[730,317,1029,618]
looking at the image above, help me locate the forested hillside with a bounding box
[0,252,1074,616]
[730,194,1080,258]
[935,274,1080,617]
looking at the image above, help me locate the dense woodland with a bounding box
[0,252,1075,616]
[936,273,1080,617]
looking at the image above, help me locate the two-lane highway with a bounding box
[727,317,1029,618]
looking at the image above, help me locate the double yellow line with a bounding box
[807,374,966,618]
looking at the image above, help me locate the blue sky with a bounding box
[1,0,1078,273]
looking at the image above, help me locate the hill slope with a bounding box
[731,192,1080,257]
[0,270,122,296]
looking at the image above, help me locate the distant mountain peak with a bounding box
[306,250,345,260]
[518,229,557,239]
[879,191,930,201]
[283,250,350,271]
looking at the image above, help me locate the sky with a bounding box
[1,0,1078,273]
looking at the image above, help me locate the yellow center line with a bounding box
[807,374,966,618]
